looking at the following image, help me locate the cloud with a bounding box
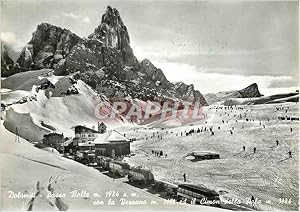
[61,12,90,24]
[81,17,91,24]
[0,32,17,45]
[62,12,80,19]
[267,77,298,88]
[205,46,286,56]
[131,41,200,62]
[152,60,298,95]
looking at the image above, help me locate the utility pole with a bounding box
[112,149,115,180]
[15,127,20,143]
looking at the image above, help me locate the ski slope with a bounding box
[122,102,299,211]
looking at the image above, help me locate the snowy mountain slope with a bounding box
[1,69,130,142]
[2,69,54,91]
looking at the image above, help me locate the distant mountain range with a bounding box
[204,83,299,106]
[204,83,262,104]
[223,91,299,106]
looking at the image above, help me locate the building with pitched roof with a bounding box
[42,133,64,147]
[93,130,130,158]
[72,122,107,144]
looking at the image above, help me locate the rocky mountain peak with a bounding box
[30,23,81,56]
[204,83,263,104]
[89,6,130,49]
[82,6,136,68]
[102,6,126,31]
[239,83,262,98]
[35,22,63,33]
[8,6,208,106]
[13,23,82,74]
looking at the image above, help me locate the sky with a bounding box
[1,0,299,94]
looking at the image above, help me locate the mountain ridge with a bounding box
[1,42,15,77]
[6,6,208,105]
[12,23,82,75]
[204,83,263,105]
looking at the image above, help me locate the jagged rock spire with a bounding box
[86,6,137,67]
[89,6,130,49]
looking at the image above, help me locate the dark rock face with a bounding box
[238,83,262,98]
[139,59,172,88]
[14,23,82,74]
[173,82,207,105]
[89,6,137,67]
[56,6,207,105]
[57,6,137,77]
[9,6,208,105]
[1,43,14,77]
